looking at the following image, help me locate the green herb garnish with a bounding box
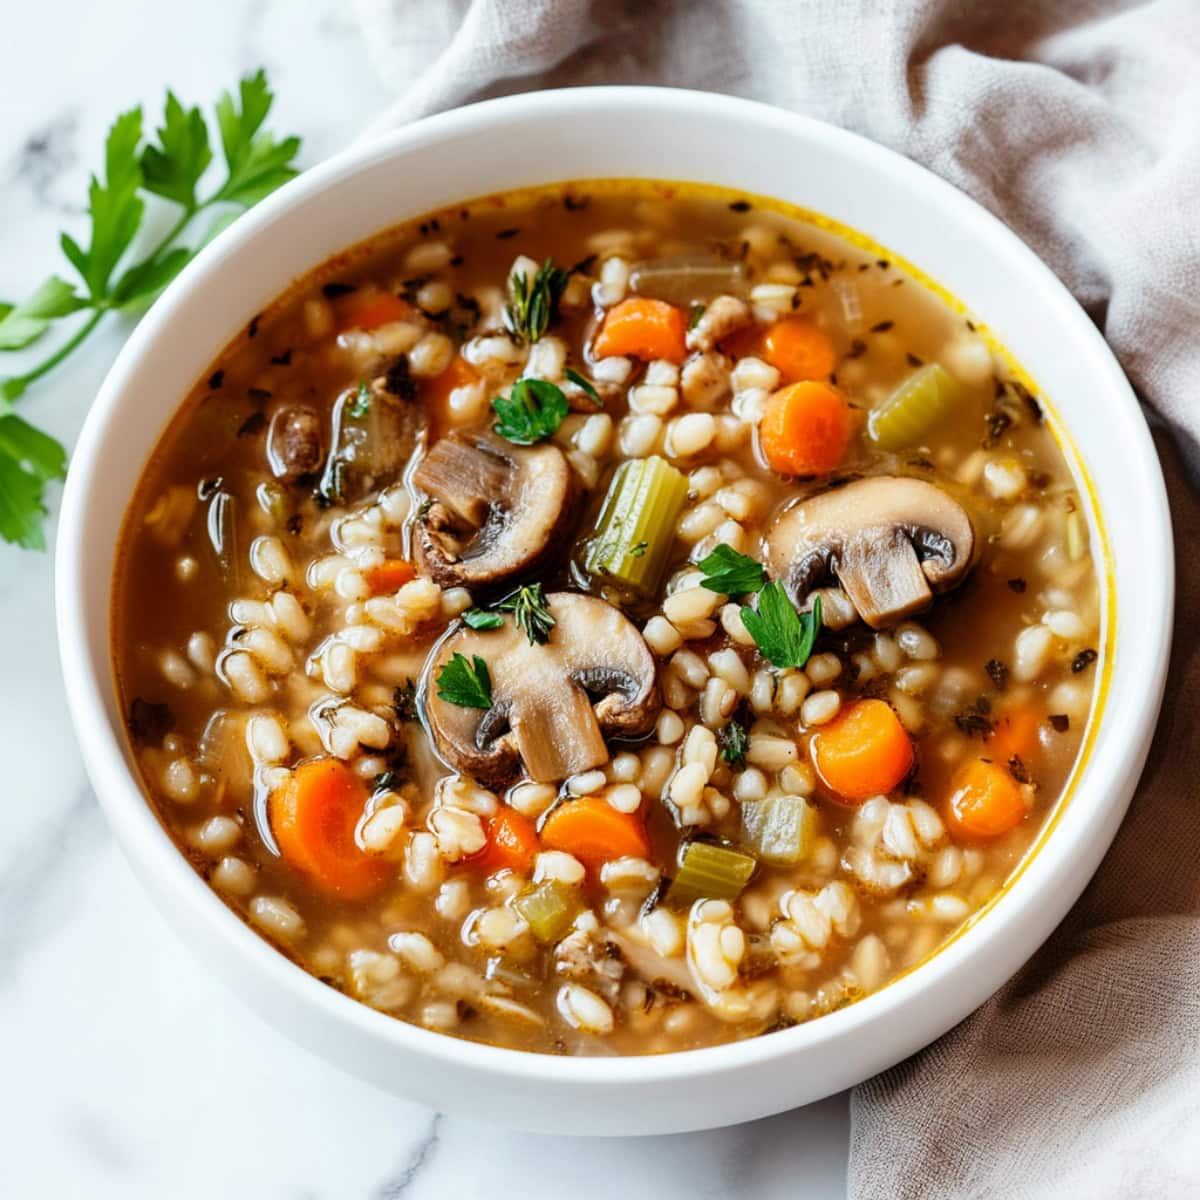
[718,719,750,770]
[629,541,648,558]
[563,366,601,406]
[462,608,504,631]
[504,257,569,343]
[740,586,821,670]
[0,70,301,551]
[497,583,555,645]
[697,544,767,595]
[436,652,493,709]
[491,377,569,445]
[687,303,706,331]
[349,380,371,418]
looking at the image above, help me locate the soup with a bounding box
[114,182,1101,1054]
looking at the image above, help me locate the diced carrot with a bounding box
[364,559,416,595]
[811,698,914,803]
[946,758,1029,839]
[593,297,687,364]
[268,758,388,900]
[423,355,479,419]
[988,708,1039,764]
[343,293,417,332]
[540,796,649,869]
[474,808,540,875]
[758,380,855,476]
[761,316,837,383]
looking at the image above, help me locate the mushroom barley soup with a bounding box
[115,182,1103,1054]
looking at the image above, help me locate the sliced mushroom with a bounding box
[267,406,323,481]
[421,592,659,786]
[765,476,975,629]
[412,431,573,591]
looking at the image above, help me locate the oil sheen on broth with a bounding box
[113,182,1101,1055]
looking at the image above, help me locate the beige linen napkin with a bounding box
[352,1,1200,1193]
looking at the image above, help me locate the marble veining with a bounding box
[0,1,849,1195]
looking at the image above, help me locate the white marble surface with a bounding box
[0,1,850,1195]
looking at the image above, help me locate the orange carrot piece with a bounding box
[593,297,687,364]
[758,380,855,476]
[761,316,837,383]
[988,708,1039,764]
[423,355,480,418]
[268,758,388,900]
[812,698,914,803]
[364,559,416,595]
[946,758,1029,839]
[343,293,416,332]
[474,809,540,875]
[540,797,649,869]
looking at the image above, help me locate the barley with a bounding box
[680,352,731,410]
[609,752,642,783]
[643,908,685,957]
[677,501,724,542]
[535,850,586,885]
[731,355,780,393]
[670,648,709,689]
[656,710,685,745]
[746,734,798,770]
[750,668,776,713]
[708,647,750,695]
[557,984,615,1034]
[896,622,940,661]
[190,815,241,855]
[1014,623,1055,682]
[435,878,471,922]
[643,615,684,657]
[404,831,444,892]
[619,413,663,458]
[682,725,718,774]
[667,413,717,458]
[984,457,1028,501]
[404,240,453,272]
[388,931,445,973]
[246,713,289,765]
[775,671,811,715]
[223,651,270,703]
[801,690,842,727]
[606,783,643,814]
[249,896,305,942]
[873,632,902,674]
[567,769,607,797]
[211,856,256,895]
[162,758,199,803]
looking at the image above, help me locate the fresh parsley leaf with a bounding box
[629,541,648,557]
[497,583,555,645]
[111,246,193,306]
[491,378,568,445]
[436,652,493,709]
[463,608,504,631]
[697,544,767,595]
[740,585,822,669]
[61,107,145,301]
[0,415,68,549]
[718,719,749,769]
[504,257,569,343]
[213,70,301,206]
[688,303,706,331]
[349,380,371,418]
[0,277,88,351]
[141,91,213,209]
[563,366,601,405]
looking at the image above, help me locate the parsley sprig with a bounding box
[697,545,767,595]
[491,378,569,445]
[741,585,822,670]
[718,718,749,769]
[0,70,301,550]
[504,257,569,343]
[436,652,493,709]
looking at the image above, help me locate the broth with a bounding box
[114,182,1101,1054]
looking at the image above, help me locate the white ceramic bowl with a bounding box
[56,87,1172,1135]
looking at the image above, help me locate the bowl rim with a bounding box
[56,85,1174,1092]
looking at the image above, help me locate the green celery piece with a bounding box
[666,841,757,907]
[868,363,960,452]
[515,880,579,943]
[584,456,688,594]
[741,793,817,866]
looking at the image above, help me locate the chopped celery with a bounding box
[514,879,579,943]
[666,840,757,907]
[868,363,960,452]
[741,794,817,866]
[584,456,688,595]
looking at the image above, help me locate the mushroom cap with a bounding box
[765,475,975,629]
[412,431,574,592]
[420,592,660,787]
